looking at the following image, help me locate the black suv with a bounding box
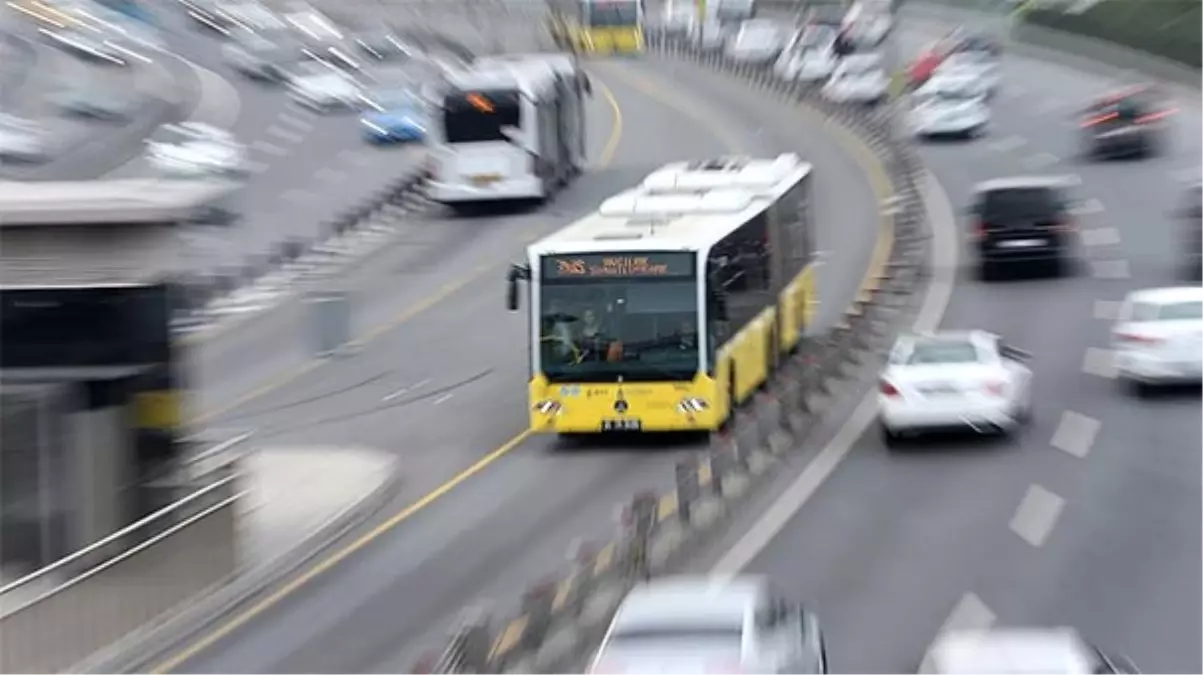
[1078,86,1171,159]
[967,177,1078,279]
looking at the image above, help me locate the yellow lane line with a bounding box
[150,78,625,674]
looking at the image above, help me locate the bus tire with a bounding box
[722,365,738,431]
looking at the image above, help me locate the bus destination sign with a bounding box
[544,253,693,279]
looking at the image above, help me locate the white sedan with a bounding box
[774,40,838,83]
[909,89,990,138]
[1112,286,1203,395]
[726,19,786,64]
[146,122,248,177]
[878,330,1032,445]
[822,52,890,104]
[287,61,363,111]
[932,51,999,96]
[922,628,1139,674]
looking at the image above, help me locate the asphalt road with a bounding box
[731,16,1202,675]
[161,48,884,673]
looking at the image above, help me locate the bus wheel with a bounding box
[721,366,738,431]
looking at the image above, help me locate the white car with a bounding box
[0,113,50,163]
[910,88,990,138]
[822,52,890,104]
[223,33,296,81]
[878,330,1032,444]
[589,576,827,674]
[690,18,727,51]
[287,62,362,111]
[934,51,999,96]
[1111,286,1203,395]
[774,40,838,82]
[660,2,696,36]
[38,26,127,65]
[146,122,248,177]
[921,628,1139,674]
[725,19,785,64]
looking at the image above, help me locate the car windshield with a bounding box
[906,340,981,365]
[979,187,1061,221]
[1134,300,1203,321]
[607,625,743,652]
[538,255,700,383]
[587,2,638,27]
[921,90,977,104]
[842,58,879,75]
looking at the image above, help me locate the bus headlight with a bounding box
[533,400,562,415]
[677,398,709,414]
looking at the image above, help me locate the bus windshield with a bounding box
[539,257,699,382]
[441,89,521,144]
[587,1,639,26]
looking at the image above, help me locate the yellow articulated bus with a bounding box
[505,154,817,434]
[547,0,645,55]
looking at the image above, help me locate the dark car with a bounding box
[1179,182,1202,279]
[1077,86,1172,159]
[967,176,1079,279]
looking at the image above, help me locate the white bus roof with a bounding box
[529,154,812,257]
[0,178,240,226]
[445,60,559,95]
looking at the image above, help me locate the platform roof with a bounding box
[0,179,239,287]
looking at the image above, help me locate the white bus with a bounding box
[428,58,585,212]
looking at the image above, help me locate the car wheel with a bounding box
[1125,377,1154,398]
[978,259,996,282]
[880,422,901,448]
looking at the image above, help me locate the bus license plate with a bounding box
[602,419,642,431]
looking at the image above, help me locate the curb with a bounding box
[74,456,405,674]
[418,32,933,675]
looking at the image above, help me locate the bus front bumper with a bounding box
[430,175,543,203]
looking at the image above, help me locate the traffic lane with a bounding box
[0,31,37,106]
[179,56,889,674]
[187,80,617,417]
[175,63,739,674]
[738,140,1126,673]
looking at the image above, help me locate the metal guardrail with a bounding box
[0,443,248,673]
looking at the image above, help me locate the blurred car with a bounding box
[929,50,998,97]
[222,31,298,81]
[878,330,1032,445]
[822,52,889,104]
[52,82,133,121]
[1077,85,1173,160]
[909,88,989,139]
[589,576,827,674]
[967,176,1080,279]
[689,17,727,51]
[1111,286,1203,396]
[725,19,786,64]
[287,60,363,111]
[0,113,50,163]
[359,88,426,143]
[215,0,285,33]
[773,30,837,82]
[659,1,696,36]
[181,0,236,34]
[146,122,248,177]
[1177,182,1202,278]
[38,26,128,65]
[921,628,1138,674]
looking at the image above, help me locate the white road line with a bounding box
[1079,227,1121,247]
[1090,259,1131,279]
[314,167,346,183]
[1022,152,1060,170]
[1082,347,1117,379]
[252,140,288,157]
[711,171,959,575]
[432,393,453,406]
[920,592,998,669]
[266,125,306,144]
[277,112,313,130]
[1009,484,1066,548]
[1050,410,1101,458]
[382,378,431,402]
[1093,299,1122,321]
[988,135,1028,153]
[1070,198,1104,216]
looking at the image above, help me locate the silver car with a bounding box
[0,113,50,163]
[287,61,362,111]
[590,576,827,674]
[146,122,248,177]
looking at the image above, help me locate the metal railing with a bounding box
[0,458,246,673]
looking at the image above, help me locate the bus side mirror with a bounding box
[506,264,529,312]
[708,287,728,322]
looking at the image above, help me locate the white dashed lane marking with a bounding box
[277,113,313,130]
[1082,347,1118,379]
[1093,299,1123,320]
[936,592,997,637]
[1050,410,1101,458]
[266,125,306,144]
[252,140,288,157]
[1009,484,1066,548]
[1090,259,1131,279]
[1079,227,1121,247]
[1070,198,1104,216]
